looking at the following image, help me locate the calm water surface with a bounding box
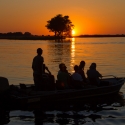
[0,37,125,125]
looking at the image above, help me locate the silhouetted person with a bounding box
[57,63,70,89]
[72,65,83,81]
[86,63,102,86]
[58,63,70,74]
[71,65,85,89]
[78,61,87,83]
[32,48,44,90]
[42,64,55,90]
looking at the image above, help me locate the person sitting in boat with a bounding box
[86,63,102,86]
[42,64,55,90]
[71,65,85,89]
[58,63,71,75]
[32,48,44,90]
[78,61,87,83]
[57,63,71,89]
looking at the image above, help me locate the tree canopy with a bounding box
[46,14,74,37]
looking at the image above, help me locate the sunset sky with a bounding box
[0,0,125,36]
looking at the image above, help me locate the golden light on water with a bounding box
[71,38,75,68]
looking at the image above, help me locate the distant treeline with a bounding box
[76,34,125,38]
[0,32,62,40]
[0,32,125,40]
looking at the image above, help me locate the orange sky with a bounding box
[0,0,125,36]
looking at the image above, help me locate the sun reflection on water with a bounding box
[71,38,75,68]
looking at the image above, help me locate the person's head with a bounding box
[59,63,64,70]
[79,61,85,69]
[74,65,79,72]
[37,48,43,55]
[59,63,66,71]
[90,63,96,69]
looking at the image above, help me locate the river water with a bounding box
[0,37,125,125]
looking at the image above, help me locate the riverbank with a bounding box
[75,34,125,38]
[0,33,125,40]
[0,35,65,40]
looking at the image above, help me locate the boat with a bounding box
[8,76,125,109]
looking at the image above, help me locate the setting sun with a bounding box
[72,30,75,36]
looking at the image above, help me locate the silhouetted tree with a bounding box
[46,14,74,37]
[13,32,23,36]
[24,32,32,36]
